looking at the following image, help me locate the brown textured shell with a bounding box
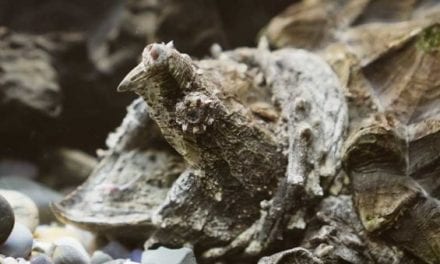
[340,25,440,262]
[265,1,440,262]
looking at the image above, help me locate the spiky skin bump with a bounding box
[119,42,287,197]
[175,92,215,134]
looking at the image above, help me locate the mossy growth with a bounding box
[417,24,440,52]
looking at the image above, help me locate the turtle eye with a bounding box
[187,109,201,123]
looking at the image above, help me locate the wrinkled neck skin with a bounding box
[119,43,287,198]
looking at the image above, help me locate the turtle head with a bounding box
[117,41,175,93]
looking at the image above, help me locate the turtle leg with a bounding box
[202,119,312,259]
[244,123,312,255]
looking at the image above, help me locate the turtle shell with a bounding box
[52,98,186,241]
[265,1,440,262]
[340,23,440,264]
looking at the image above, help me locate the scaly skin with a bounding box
[118,42,286,198]
[118,42,347,258]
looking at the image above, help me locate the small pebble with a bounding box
[91,251,113,264]
[34,225,96,252]
[101,242,129,259]
[32,240,55,256]
[103,260,138,264]
[0,223,33,258]
[3,257,18,264]
[53,237,89,261]
[16,258,28,264]
[0,194,14,243]
[52,245,89,264]
[0,190,39,232]
[30,254,53,264]
[52,237,90,264]
[129,250,142,263]
[141,247,197,264]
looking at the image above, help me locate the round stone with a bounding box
[0,223,33,258]
[129,249,142,262]
[91,251,113,264]
[32,240,56,256]
[0,190,39,232]
[102,260,138,264]
[30,254,54,264]
[0,194,14,244]
[52,238,90,264]
[52,244,89,264]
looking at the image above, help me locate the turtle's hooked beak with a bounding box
[117,63,145,92]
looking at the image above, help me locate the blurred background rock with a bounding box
[0,0,295,159]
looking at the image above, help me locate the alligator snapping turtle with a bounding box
[53,1,440,263]
[53,40,348,259]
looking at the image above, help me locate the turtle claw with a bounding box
[202,219,265,259]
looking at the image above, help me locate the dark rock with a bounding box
[0,1,134,154]
[0,30,61,118]
[38,148,97,190]
[0,194,14,244]
[0,29,61,156]
[152,0,295,57]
